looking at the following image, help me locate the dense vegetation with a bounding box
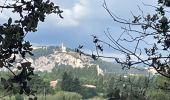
[0,64,170,100]
[0,46,167,99]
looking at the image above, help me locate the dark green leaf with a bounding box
[0,60,4,68]
[9,55,16,63]
[17,66,22,70]
[28,51,34,56]
[59,14,64,19]
[1,78,7,84]
[3,23,8,27]
[21,62,31,67]
[0,35,3,42]
[24,86,31,94]
[29,98,33,100]
[8,17,12,25]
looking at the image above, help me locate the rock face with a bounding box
[26,44,104,76]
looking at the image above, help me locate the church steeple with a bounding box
[61,43,66,52]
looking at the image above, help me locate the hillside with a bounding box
[25,45,103,76]
[23,44,149,76]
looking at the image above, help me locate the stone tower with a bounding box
[61,43,66,52]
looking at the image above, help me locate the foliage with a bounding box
[80,87,97,99]
[15,94,24,100]
[96,76,105,93]
[147,90,169,100]
[46,64,99,80]
[28,74,54,95]
[0,69,170,99]
[105,75,150,100]
[61,72,81,93]
[60,72,98,99]
[1,94,82,100]
[0,0,63,97]
[54,91,82,100]
[146,76,170,100]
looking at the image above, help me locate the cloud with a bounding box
[0,0,89,27]
[47,0,88,27]
[57,9,79,26]
[50,0,157,27]
[73,1,87,19]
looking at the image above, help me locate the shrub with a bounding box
[15,94,24,100]
[55,91,82,100]
[147,90,169,100]
[80,87,97,99]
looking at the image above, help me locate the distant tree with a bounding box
[96,76,105,93]
[61,72,81,93]
[76,0,170,78]
[61,72,72,91]
[146,76,170,100]
[28,74,54,95]
[107,76,121,100]
[0,0,63,98]
[114,88,120,100]
[105,75,152,100]
[72,78,81,93]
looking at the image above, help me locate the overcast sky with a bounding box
[23,0,157,47]
[0,0,158,61]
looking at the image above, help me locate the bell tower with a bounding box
[61,43,66,52]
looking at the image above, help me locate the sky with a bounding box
[24,0,157,48]
[0,0,158,61]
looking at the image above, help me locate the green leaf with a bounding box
[17,66,22,70]
[28,51,34,56]
[34,97,37,100]
[14,20,20,23]
[27,77,32,81]
[19,89,24,94]
[16,32,21,41]
[46,0,50,3]
[59,14,64,19]
[0,35,3,42]
[28,98,33,100]
[8,17,12,25]
[24,86,31,94]
[9,55,16,63]
[21,62,31,67]
[3,23,8,27]
[1,78,7,84]
[1,78,9,89]
[0,60,4,68]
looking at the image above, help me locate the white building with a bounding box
[61,43,66,53]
